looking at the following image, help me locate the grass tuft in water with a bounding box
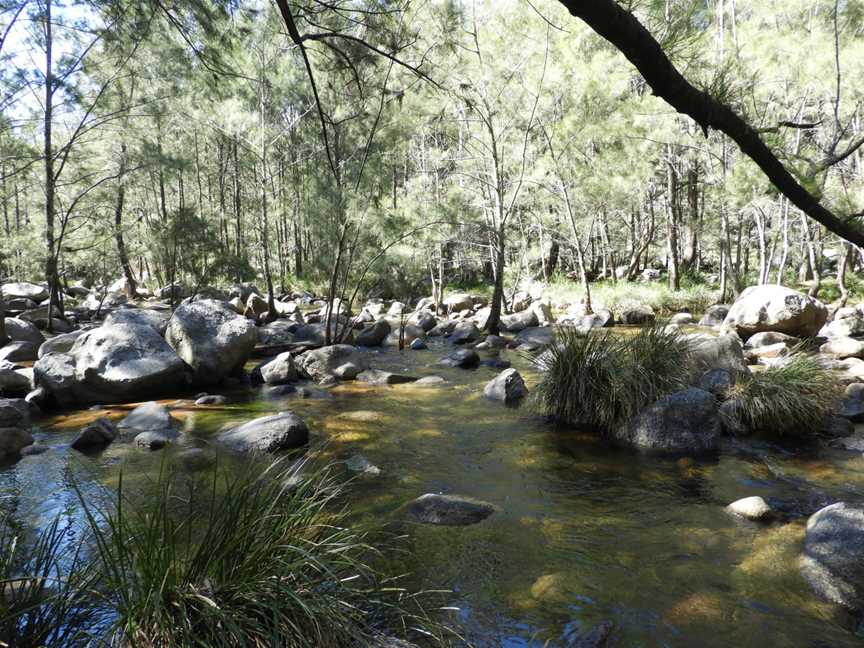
[532,325,694,431]
[721,352,843,437]
[79,458,451,647]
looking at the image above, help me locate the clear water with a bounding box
[3,340,864,647]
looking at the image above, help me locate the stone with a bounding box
[383,324,426,348]
[259,352,299,385]
[104,309,169,336]
[217,411,309,453]
[134,430,177,450]
[32,353,77,407]
[5,318,45,346]
[726,496,774,521]
[165,299,258,386]
[0,367,30,396]
[195,394,227,406]
[345,454,381,476]
[529,300,554,326]
[245,293,269,317]
[415,376,445,385]
[2,282,48,302]
[499,309,539,332]
[581,309,615,329]
[615,388,721,454]
[0,427,33,456]
[402,493,496,526]
[409,338,427,350]
[619,305,656,325]
[355,319,391,347]
[514,326,554,350]
[411,311,437,332]
[71,417,118,450]
[744,342,789,364]
[448,321,482,345]
[178,448,214,471]
[801,502,864,610]
[821,311,864,339]
[722,285,827,339]
[838,383,864,421]
[257,319,298,347]
[0,398,30,427]
[119,401,178,433]
[745,331,800,349]
[442,293,474,313]
[297,345,369,383]
[698,305,730,328]
[698,368,736,399]
[669,312,694,326]
[0,341,38,363]
[686,333,749,377]
[356,369,419,385]
[483,368,527,404]
[439,349,480,369]
[38,331,85,358]
[821,337,864,359]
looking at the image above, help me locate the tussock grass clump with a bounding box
[532,325,694,431]
[721,353,843,437]
[82,459,448,647]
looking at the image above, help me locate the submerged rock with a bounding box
[345,454,381,476]
[615,388,720,454]
[439,349,480,369]
[483,368,527,404]
[356,369,418,385]
[217,412,309,454]
[801,502,864,610]
[403,493,496,526]
[119,401,178,433]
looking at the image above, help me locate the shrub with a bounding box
[721,353,843,437]
[80,459,448,648]
[532,325,694,431]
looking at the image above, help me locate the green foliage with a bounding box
[532,325,694,431]
[721,353,842,437]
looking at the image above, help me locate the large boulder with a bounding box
[821,337,864,360]
[0,366,31,396]
[355,319,390,347]
[38,330,86,358]
[0,398,30,427]
[448,321,482,345]
[821,308,864,339]
[442,293,474,313]
[217,412,309,453]
[258,352,299,385]
[686,333,749,378]
[2,282,48,303]
[35,324,185,405]
[499,309,539,333]
[514,326,554,350]
[257,320,297,347]
[615,388,721,454]
[0,341,38,363]
[165,299,258,386]
[698,305,730,328]
[439,348,480,369]
[5,318,45,346]
[104,309,169,336]
[722,285,827,339]
[0,427,33,456]
[297,345,368,383]
[801,502,864,610]
[483,368,527,404]
[619,305,656,325]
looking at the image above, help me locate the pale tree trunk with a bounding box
[837,242,852,307]
[114,141,137,299]
[44,0,63,329]
[665,150,681,290]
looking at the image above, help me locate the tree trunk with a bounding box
[114,142,137,299]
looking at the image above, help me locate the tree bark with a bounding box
[114,142,137,299]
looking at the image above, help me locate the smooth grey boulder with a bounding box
[62,324,185,404]
[0,367,30,396]
[744,331,800,349]
[383,324,426,348]
[0,341,38,363]
[403,493,496,526]
[411,311,437,332]
[581,309,615,329]
[297,345,368,383]
[356,369,418,385]
[483,368,527,404]
[439,348,480,369]
[726,496,773,521]
[801,502,864,610]
[514,326,554,350]
[71,418,118,451]
[195,394,227,406]
[259,352,299,385]
[615,388,721,454]
[448,321,482,345]
[698,368,736,400]
[32,353,77,407]
[669,312,694,326]
[119,401,178,433]
[820,337,864,359]
[165,299,258,386]
[2,282,48,302]
[5,318,45,346]
[686,333,749,378]
[257,319,297,347]
[838,383,864,421]
[821,310,864,339]
[134,430,177,450]
[38,330,85,358]
[722,285,827,339]
[698,305,730,328]
[619,305,656,325]
[104,309,169,336]
[0,427,33,456]
[217,412,309,453]
[442,293,474,313]
[499,310,539,333]
[355,319,391,347]
[0,398,32,427]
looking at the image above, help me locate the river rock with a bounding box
[297,344,368,383]
[0,427,33,456]
[0,398,29,427]
[698,305,730,328]
[514,326,554,350]
[439,349,480,369]
[722,285,827,339]
[217,411,309,453]
[104,309,169,336]
[448,321,482,345]
[257,319,297,347]
[801,502,864,610]
[0,366,31,396]
[409,338,427,350]
[356,369,418,385]
[119,401,178,432]
[5,318,45,346]
[669,312,694,326]
[443,293,474,313]
[383,324,426,348]
[821,309,864,339]
[686,333,749,378]
[32,353,76,407]
[615,388,721,454]
[411,311,437,332]
[165,299,258,386]
[726,496,773,521]
[581,309,615,329]
[134,430,177,450]
[500,309,539,333]
[820,337,864,359]
[2,282,48,302]
[195,394,227,406]
[484,368,527,404]
[259,352,299,385]
[0,341,38,362]
[403,493,496,526]
[838,383,864,421]
[345,454,381,476]
[38,330,85,358]
[355,319,391,347]
[71,417,118,451]
[619,305,656,325]
[744,331,800,349]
